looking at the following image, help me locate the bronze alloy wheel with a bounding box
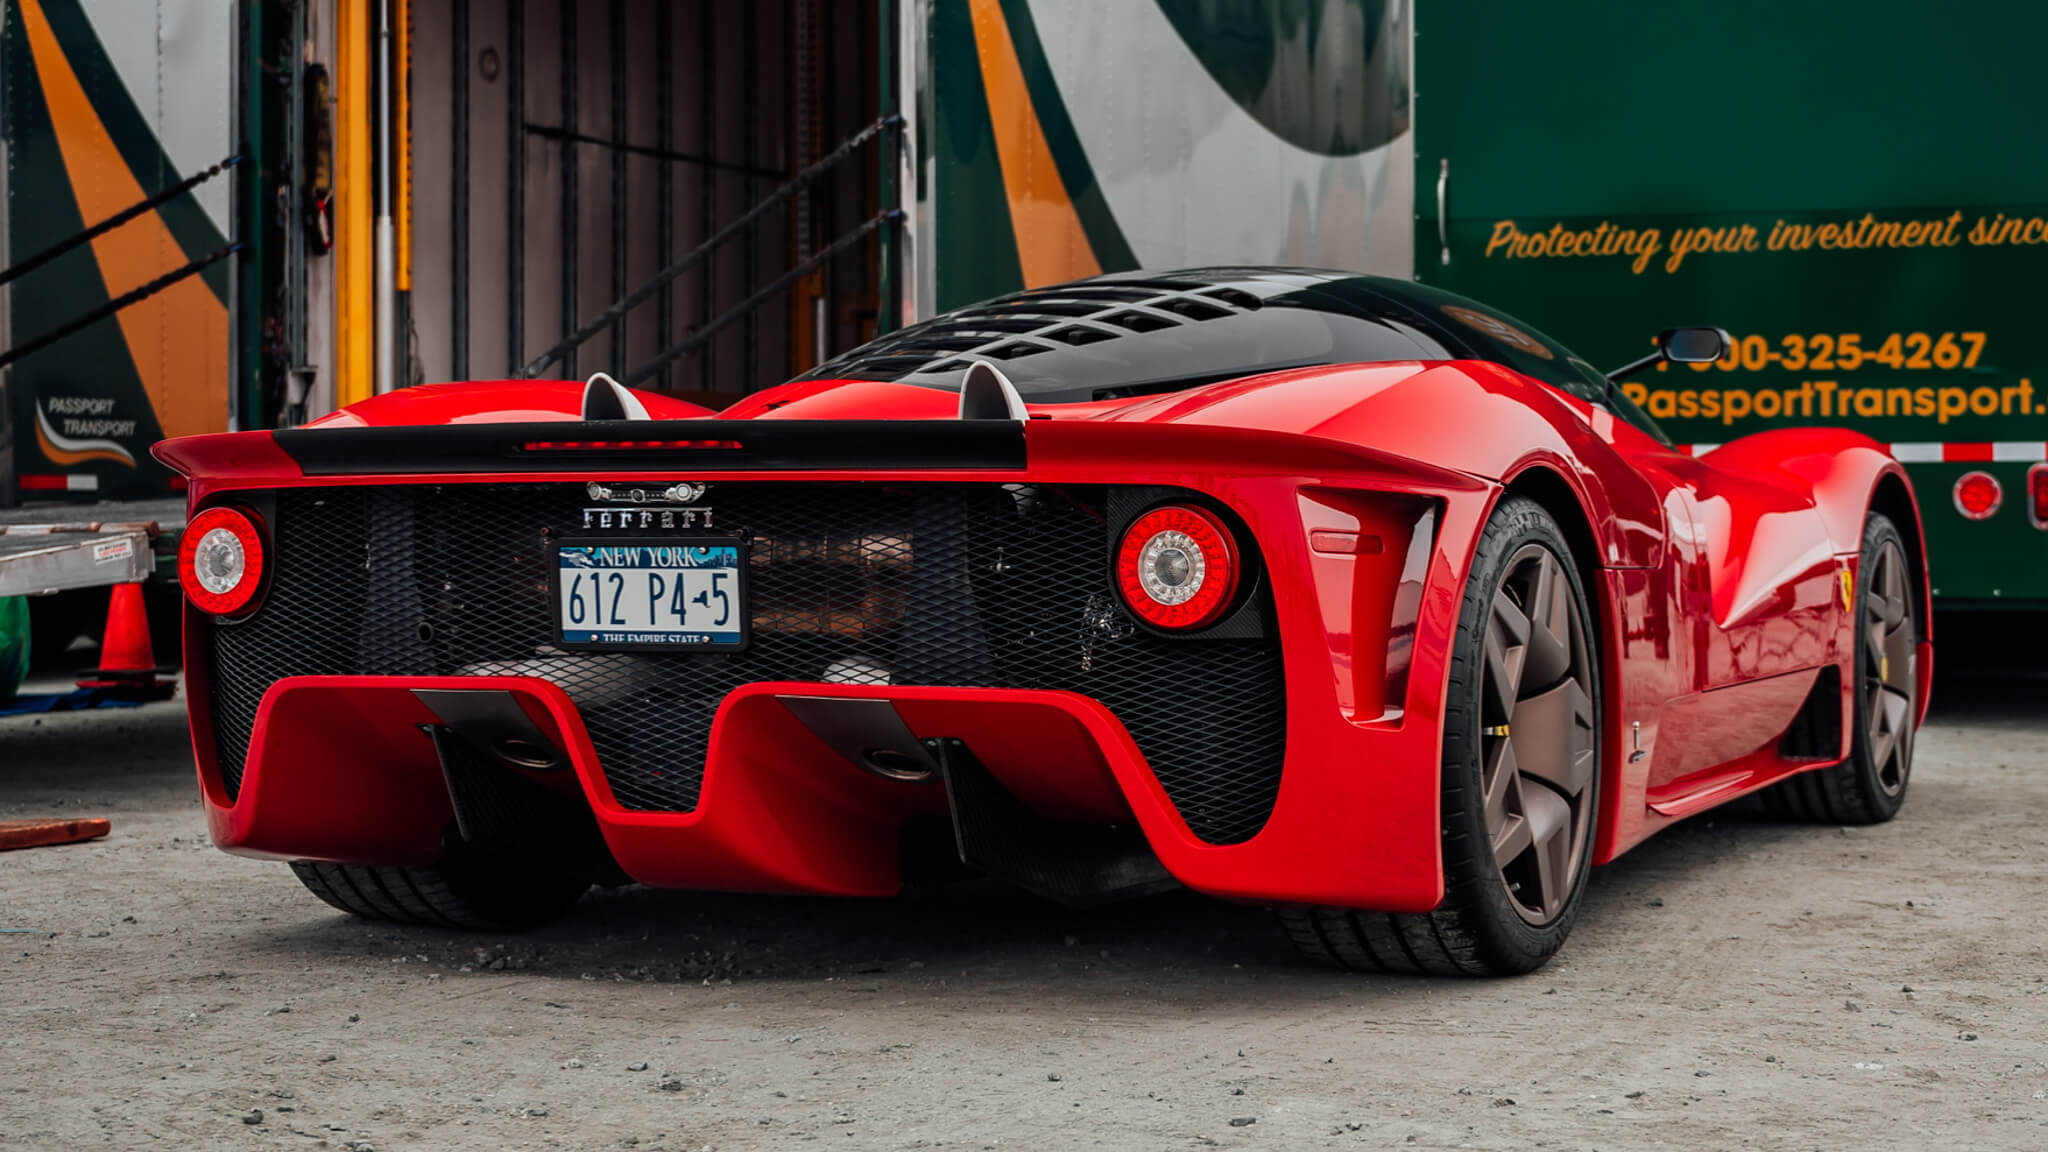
[1480,543,1598,926]
[1861,534,1917,798]
[1277,495,1597,975]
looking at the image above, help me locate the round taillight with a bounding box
[1953,471,2002,521]
[1115,505,1241,629]
[179,506,266,616]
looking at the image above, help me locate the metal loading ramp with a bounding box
[0,499,183,598]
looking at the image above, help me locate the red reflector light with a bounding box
[18,473,98,492]
[179,505,267,616]
[1953,470,2002,520]
[1116,505,1241,629]
[1308,530,1358,554]
[520,438,742,452]
[1308,529,1386,556]
[2030,463,2048,530]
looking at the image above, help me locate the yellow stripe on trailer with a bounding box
[335,0,375,407]
[395,0,413,295]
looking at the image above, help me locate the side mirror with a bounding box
[1659,327,1729,364]
[1605,326,1732,382]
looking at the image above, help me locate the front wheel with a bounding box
[1281,495,1600,976]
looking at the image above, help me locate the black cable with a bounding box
[522,116,903,378]
[621,211,898,388]
[521,122,786,181]
[0,243,243,371]
[0,155,240,289]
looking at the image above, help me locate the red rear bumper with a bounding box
[169,424,1493,915]
[197,671,1456,912]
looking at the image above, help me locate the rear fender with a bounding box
[1705,429,1931,638]
[1702,428,1933,725]
[1699,428,1893,550]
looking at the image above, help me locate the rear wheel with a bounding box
[1281,495,1599,976]
[1763,512,1918,824]
[290,844,589,931]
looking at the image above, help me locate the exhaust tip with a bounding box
[495,737,560,770]
[859,747,933,782]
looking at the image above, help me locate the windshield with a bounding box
[1358,278,1675,445]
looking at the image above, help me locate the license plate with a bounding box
[552,539,748,651]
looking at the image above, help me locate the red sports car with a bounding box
[158,270,1930,976]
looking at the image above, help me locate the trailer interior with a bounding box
[274,0,894,421]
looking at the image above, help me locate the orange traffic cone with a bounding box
[77,583,176,700]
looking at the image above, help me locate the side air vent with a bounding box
[1777,665,1843,762]
[1047,325,1116,346]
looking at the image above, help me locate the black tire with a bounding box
[290,845,589,931]
[1762,512,1918,824]
[1280,495,1601,976]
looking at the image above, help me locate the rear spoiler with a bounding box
[265,419,1027,476]
[158,418,1486,490]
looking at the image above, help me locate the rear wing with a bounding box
[167,420,1028,478]
[155,417,1485,494]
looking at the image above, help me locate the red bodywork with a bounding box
[156,358,1932,915]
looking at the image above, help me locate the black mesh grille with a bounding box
[205,483,1285,844]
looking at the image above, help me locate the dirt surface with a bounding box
[2,679,2045,1151]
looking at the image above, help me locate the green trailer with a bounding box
[1410,0,2048,607]
[916,1,2047,609]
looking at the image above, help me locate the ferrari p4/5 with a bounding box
[158,270,1930,975]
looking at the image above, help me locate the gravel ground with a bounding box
[1,677,2044,1151]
